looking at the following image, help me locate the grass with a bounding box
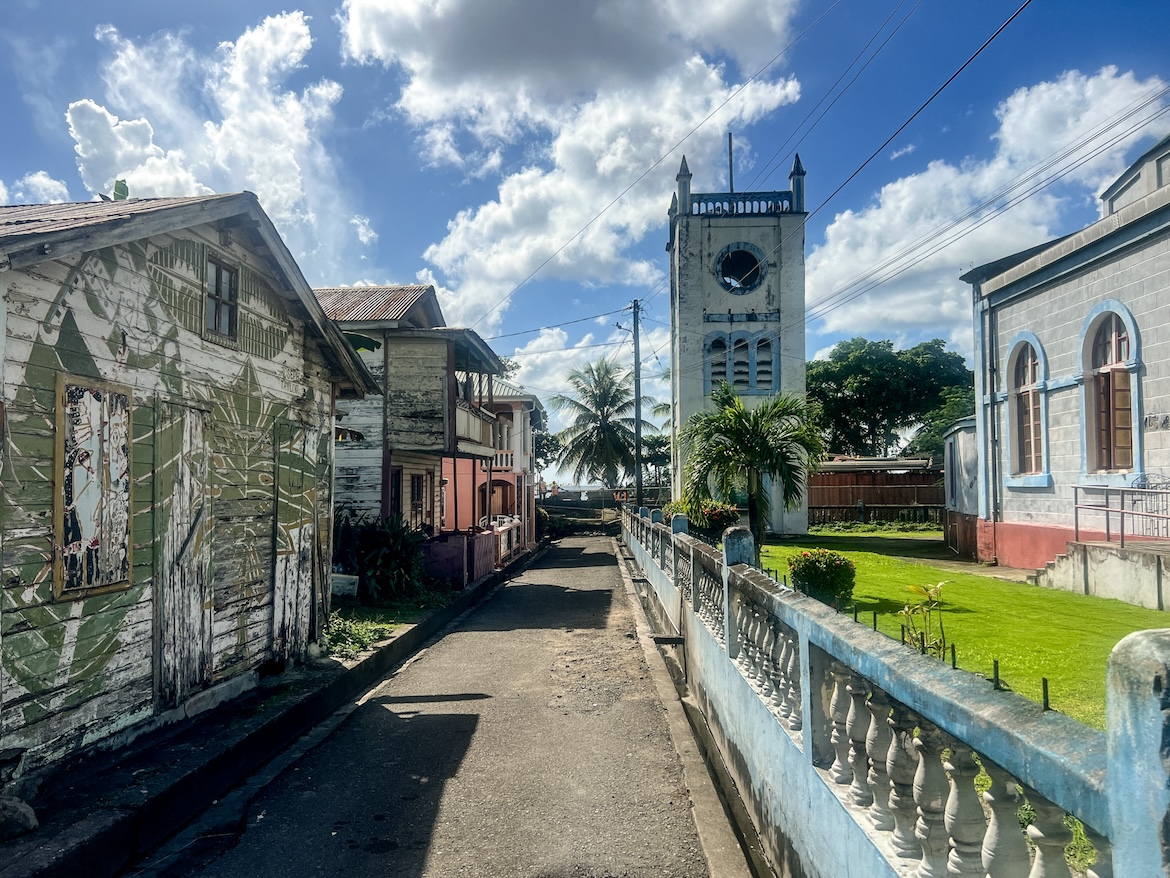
[761,532,1170,730]
[327,590,453,659]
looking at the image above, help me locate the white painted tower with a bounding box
[668,154,809,535]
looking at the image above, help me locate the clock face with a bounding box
[714,241,767,293]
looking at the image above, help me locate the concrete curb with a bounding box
[0,552,537,878]
[611,538,759,878]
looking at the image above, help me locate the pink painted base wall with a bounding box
[977,520,1107,571]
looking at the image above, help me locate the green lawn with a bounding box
[761,533,1170,730]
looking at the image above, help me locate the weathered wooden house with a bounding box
[0,194,377,783]
[316,285,520,585]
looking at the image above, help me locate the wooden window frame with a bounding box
[1012,345,1043,475]
[205,254,239,340]
[53,374,134,599]
[1091,315,1133,472]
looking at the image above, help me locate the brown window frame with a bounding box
[205,255,239,339]
[1091,314,1133,472]
[1012,344,1043,475]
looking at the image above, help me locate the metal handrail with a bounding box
[1073,485,1170,547]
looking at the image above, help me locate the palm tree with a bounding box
[548,358,652,489]
[680,382,824,564]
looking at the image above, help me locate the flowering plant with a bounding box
[696,500,742,534]
[787,549,855,608]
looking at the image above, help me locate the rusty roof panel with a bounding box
[314,285,434,322]
[0,195,242,245]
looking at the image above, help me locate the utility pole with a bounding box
[633,299,643,508]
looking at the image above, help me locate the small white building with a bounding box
[962,133,1170,601]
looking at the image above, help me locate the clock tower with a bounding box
[668,154,809,535]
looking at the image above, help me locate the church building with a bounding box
[668,155,809,534]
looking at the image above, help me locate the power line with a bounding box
[483,307,629,341]
[660,0,1047,386]
[467,0,846,330]
[668,0,1037,377]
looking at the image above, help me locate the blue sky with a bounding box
[2,0,1168,432]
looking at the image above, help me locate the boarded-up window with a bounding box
[55,375,132,597]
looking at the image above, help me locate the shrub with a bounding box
[326,612,397,660]
[788,549,856,608]
[332,508,429,604]
[535,505,550,540]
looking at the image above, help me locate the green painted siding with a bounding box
[0,224,336,773]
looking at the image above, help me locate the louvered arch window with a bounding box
[708,337,727,387]
[755,338,774,391]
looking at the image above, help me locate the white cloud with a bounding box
[506,323,671,438]
[12,171,70,203]
[338,0,803,330]
[0,171,71,204]
[63,14,360,281]
[807,66,1168,358]
[350,215,378,245]
[890,144,916,160]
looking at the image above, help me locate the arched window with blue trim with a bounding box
[1013,343,1042,474]
[707,336,727,389]
[1091,312,1133,471]
[755,338,774,392]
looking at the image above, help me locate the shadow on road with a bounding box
[532,544,619,569]
[167,703,479,878]
[462,583,614,631]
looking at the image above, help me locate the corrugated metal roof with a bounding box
[315,285,434,322]
[0,195,241,245]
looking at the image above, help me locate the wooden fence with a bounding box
[808,469,943,524]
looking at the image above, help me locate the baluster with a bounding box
[771,628,790,715]
[1022,787,1072,878]
[865,687,893,831]
[943,741,985,875]
[734,599,751,671]
[828,662,852,784]
[756,616,775,696]
[886,703,921,859]
[846,675,873,806]
[784,633,802,731]
[912,721,949,877]
[981,759,1029,878]
[744,605,762,681]
[1082,825,1112,878]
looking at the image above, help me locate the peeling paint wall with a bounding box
[333,334,448,523]
[0,225,335,773]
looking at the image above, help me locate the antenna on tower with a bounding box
[728,133,734,195]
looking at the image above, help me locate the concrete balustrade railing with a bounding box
[622,506,1170,878]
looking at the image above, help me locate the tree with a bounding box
[680,382,824,565]
[532,425,562,474]
[806,338,972,457]
[642,434,671,486]
[548,358,652,488]
[903,385,976,460]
